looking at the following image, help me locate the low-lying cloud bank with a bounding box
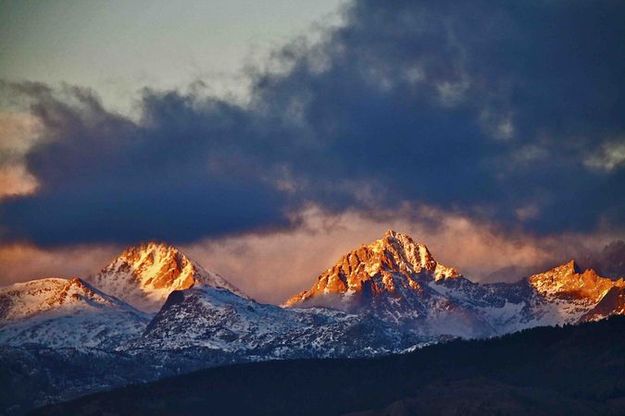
[184,207,625,303]
[1,206,623,304]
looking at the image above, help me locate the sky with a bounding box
[0,0,344,111]
[1,0,625,303]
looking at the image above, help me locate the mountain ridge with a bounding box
[285,231,625,337]
[0,277,148,349]
[131,284,421,356]
[30,316,625,416]
[4,232,625,350]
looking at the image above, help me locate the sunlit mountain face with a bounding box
[1,0,625,414]
[3,232,625,414]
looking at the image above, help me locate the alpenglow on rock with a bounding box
[284,230,625,338]
[284,230,493,338]
[87,242,243,312]
[4,232,625,414]
[285,229,460,306]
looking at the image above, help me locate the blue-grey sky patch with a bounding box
[0,0,344,112]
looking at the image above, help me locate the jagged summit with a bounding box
[528,259,624,304]
[284,230,461,308]
[552,259,581,274]
[87,241,242,313]
[377,230,460,280]
[282,231,625,337]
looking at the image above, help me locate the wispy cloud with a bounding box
[0,112,41,198]
[585,139,625,172]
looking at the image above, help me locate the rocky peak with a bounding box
[284,230,460,307]
[528,260,625,303]
[374,230,459,280]
[558,260,582,274]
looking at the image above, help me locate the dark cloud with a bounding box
[580,240,625,279]
[2,0,625,245]
[251,0,625,233]
[0,84,293,245]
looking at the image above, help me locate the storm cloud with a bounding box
[1,0,625,246]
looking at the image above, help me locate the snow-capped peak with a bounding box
[0,277,134,323]
[284,230,460,307]
[0,277,148,348]
[86,241,243,313]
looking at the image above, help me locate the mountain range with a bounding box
[285,230,625,336]
[2,230,625,414]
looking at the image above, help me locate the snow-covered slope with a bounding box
[87,242,242,312]
[130,285,424,358]
[0,278,148,349]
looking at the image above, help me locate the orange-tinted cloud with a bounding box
[0,243,119,285]
[0,112,41,198]
[182,206,619,304]
[0,205,620,304]
[0,164,38,198]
